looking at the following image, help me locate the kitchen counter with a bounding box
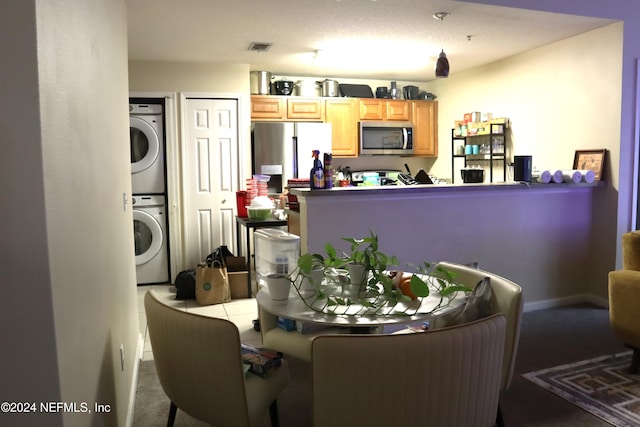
[290,181,604,197]
[289,181,607,308]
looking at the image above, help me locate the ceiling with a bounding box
[126,0,614,82]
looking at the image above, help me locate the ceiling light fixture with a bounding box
[433,12,450,78]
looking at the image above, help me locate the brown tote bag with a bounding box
[195,260,231,305]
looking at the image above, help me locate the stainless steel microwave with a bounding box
[359,121,414,155]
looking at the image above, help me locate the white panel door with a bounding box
[184,98,239,267]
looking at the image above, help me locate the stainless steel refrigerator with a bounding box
[252,122,332,194]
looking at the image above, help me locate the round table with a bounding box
[256,282,466,330]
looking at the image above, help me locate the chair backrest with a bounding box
[312,313,506,427]
[622,231,640,271]
[144,290,251,427]
[437,261,523,390]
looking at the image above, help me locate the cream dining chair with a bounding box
[311,313,507,427]
[144,290,289,427]
[437,261,524,426]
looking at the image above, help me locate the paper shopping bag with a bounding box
[195,261,231,305]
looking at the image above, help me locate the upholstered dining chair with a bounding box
[144,290,289,427]
[608,230,640,374]
[312,313,507,427]
[437,261,523,426]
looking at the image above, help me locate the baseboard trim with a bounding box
[524,294,609,312]
[125,332,144,427]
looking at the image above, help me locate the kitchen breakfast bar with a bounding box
[289,182,608,307]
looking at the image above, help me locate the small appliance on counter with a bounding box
[351,170,401,186]
[402,163,433,185]
[514,155,533,182]
[461,167,485,183]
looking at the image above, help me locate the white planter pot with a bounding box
[347,262,367,286]
[266,274,291,305]
[301,266,324,295]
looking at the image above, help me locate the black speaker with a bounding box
[514,155,532,182]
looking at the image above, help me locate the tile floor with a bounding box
[137,284,263,361]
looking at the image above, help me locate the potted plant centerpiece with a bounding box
[288,231,473,317]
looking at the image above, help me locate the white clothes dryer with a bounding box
[130,103,165,194]
[133,195,169,285]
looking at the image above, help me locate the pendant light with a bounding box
[433,12,450,78]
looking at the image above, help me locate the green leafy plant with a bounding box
[287,231,472,317]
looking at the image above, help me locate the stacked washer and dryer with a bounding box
[130,101,170,285]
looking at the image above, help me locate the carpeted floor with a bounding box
[133,356,311,427]
[523,351,640,427]
[133,303,626,426]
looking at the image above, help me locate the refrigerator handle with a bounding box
[292,136,299,178]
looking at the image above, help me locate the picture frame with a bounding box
[573,149,606,181]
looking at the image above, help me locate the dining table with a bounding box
[256,279,467,332]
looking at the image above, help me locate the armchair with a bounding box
[608,230,640,374]
[144,290,289,427]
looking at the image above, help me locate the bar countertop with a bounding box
[289,181,605,197]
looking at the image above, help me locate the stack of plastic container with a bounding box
[245,175,269,207]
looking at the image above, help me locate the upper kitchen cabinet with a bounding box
[325,98,359,157]
[251,95,285,120]
[359,99,410,121]
[287,98,324,120]
[411,101,438,156]
[385,100,411,121]
[359,99,385,120]
[251,96,324,121]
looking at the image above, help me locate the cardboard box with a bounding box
[277,316,296,331]
[225,256,247,272]
[229,271,249,299]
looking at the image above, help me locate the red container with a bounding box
[236,191,248,218]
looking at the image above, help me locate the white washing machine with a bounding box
[133,195,169,285]
[130,103,165,194]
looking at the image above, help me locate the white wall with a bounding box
[466,0,640,272]
[1,1,137,426]
[429,23,622,188]
[0,2,61,424]
[128,61,250,93]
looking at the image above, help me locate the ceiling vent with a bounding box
[248,42,272,52]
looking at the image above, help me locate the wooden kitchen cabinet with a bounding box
[251,96,286,120]
[287,98,324,120]
[359,99,411,121]
[251,96,324,121]
[359,99,385,120]
[325,98,359,157]
[411,101,438,156]
[385,100,410,121]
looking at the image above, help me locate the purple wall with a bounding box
[300,185,605,307]
[466,0,640,268]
